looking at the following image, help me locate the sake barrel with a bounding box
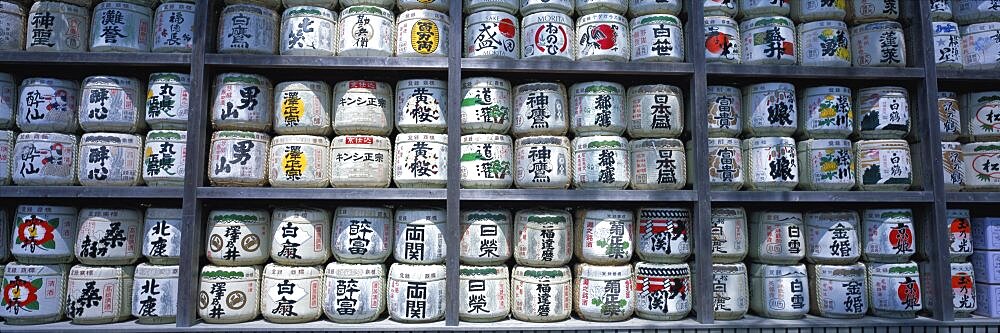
[635,207,690,263]
[78,133,143,186]
[12,132,77,186]
[704,16,741,64]
[145,73,191,130]
[142,208,182,264]
[934,21,963,69]
[947,209,974,262]
[966,91,1000,141]
[796,139,854,191]
[0,73,14,129]
[393,133,447,188]
[25,1,89,52]
[743,137,798,191]
[12,206,77,265]
[152,2,195,52]
[797,86,852,139]
[387,263,446,323]
[90,1,151,52]
[850,21,906,67]
[627,84,683,138]
[867,261,922,318]
[707,85,741,137]
[954,0,1000,24]
[805,211,861,265]
[207,131,270,187]
[217,4,279,55]
[338,6,395,57]
[522,0,573,16]
[396,9,448,57]
[633,262,691,320]
[629,138,686,190]
[460,209,512,265]
[143,130,187,186]
[790,0,847,22]
[750,263,809,319]
[132,263,179,324]
[710,207,748,263]
[796,20,850,67]
[65,265,134,324]
[211,73,273,132]
[261,264,323,323]
[331,206,393,263]
[572,135,630,189]
[862,208,915,263]
[808,263,867,318]
[576,0,626,15]
[399,0,449,11]
[512,82,569,137]
[396,79,447,134]
[574,264,634,321]
[323,263,385,323]
[16,77,80,133]
[330,135,392,188]
[459,265,511,322]
[514,208,573,267]
[274,81,332,136]
[748,211,805,265]
[460,134,513,189]
[570,81,626,136]
[704,0,737,17]
[575,13,630,61]
[270,207,331,265]
[0,130,11,185]
[921,261,977,317]
[333,80,393,136]
[628,0,680,16]
[740,16,796,65]
[740,0,788,18]
[511,265,572,321]
[961,22,1000,70]
[849,0,898,24]
[930,0,953,21]
[964,142,1000,190]
[464,10,519,59]
[742,82,797,137]
[630,14,684,62]
[268,135,330,188]
[575,209,634,265]
[708,263,749,320]
[461,77,512,134]
[198,265,261,324]
[514,135,572,189]
[937,141,965,191]
[0,262,68,324]
[521,12,575,61]
[0,1,25,51]
[393,207,446,264]
[855,139,912,191]
[280,6,338,56]
[75,208,142,265]
[205,209,271,266]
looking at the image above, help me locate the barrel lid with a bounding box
[961,21,1000,34]
[512,265,571,283]
[335,79,392,93]
[863,208,912,221]
[395,132,448,144]
[740,16,794,31]
[135,263,180,277]
[276,80,331,92]
[216,73,271,87]
[146,130,188,142]
[707,85,740,93]
[81,133,143,147]
[577,12,627,25]
[397,79,447,89]
[516,208,571,228]
[799,20,848,31]
[149,72,191,84]
[514,82,566,94]
[30,1,87,14]
[711,207,746,219]
[629,14,681,27]
[459,265,509,279]
[461,134,512,145]
[264,263,323,278]
[712,262,747,274]
[868,261,919,275]
[569,81,624,95]
[708,137,741,146]
[212,130,271,141]
[20,77,78,88]
[82,75,140,88]
[515,135,570,147]
[69,264,136,279]
[634,262,690,276]
[340,5,394,18]
[201,265,261,281]
[947,209,970,219]
[750,211,803,225]
[334,206,393,218]
[850,20,902,33]
[461,209,511,225]
[283,5,336,19]
[395,208,446,225]
[209,209,271,225]
[145,207,183,219]
[629,138,683,150]
[811,262,866,277]
[325,262,385,278]
[17,204,77,215]
[522,11,572,25]
[626,84,682,96]
[963,142,1000,152]
[575,263,631,280]
[399,9,449,21]
[804,210,859,227]
[331,135,391,150]
[80,207,142,221]
[271,134,330,146]
[389,263,446,281]
[222,3,279,17]
[572,136,627,150]
[750,263,807,278]
[272,207,331,224]
[5,262,67,275]
[465,10,517,22]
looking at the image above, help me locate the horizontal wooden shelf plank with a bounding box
[0,186,183,199]
[196,187,446,200]
[205,54,448,71]
[946,191,1000,203]
[461,189,697,202]
[707,64,926,80]
[710,191,934,203]
[0,51,191,66]
[937,69,1000,81]
[462,58,695,76]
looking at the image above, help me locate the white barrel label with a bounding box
[143,214,181,260]
[864,211,915,259]
[144,131,186,184]
[77,213,140,262]
[808,219,859,260]
[210,134,268,184]
[575,270,634,320]
[813,266,867,316]
[332,208,392,263]
[263,274,321,319]
[578,211,633,263]
[512,269,571,320]
[324,265,383,321]
[17,80,79,132]
[857,144,911,186]
[522,14,573,59]
[516,216,572,265]
[514,139,571,188]
[870,267,922,312]
[394,221,445,264]
[637,209,689,260]
[460,212,512,263]
[66,273,126,320]
[271,222,325,262]
[132,268,179,319]
[146,74,191,127]
[634,265,690,316]
[153,3,195,51]
[79,136,142,185]
[387,275,445,321]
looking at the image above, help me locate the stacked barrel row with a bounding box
[972,216,1000,318]
[0,72,191,188]
[933,91,1000,191]
[930,0,1000,70]
[0,205,183,324]
[0,0,195,53]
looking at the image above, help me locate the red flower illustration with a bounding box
[16,215,59,252]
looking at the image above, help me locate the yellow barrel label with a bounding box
[410,19,440,54]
